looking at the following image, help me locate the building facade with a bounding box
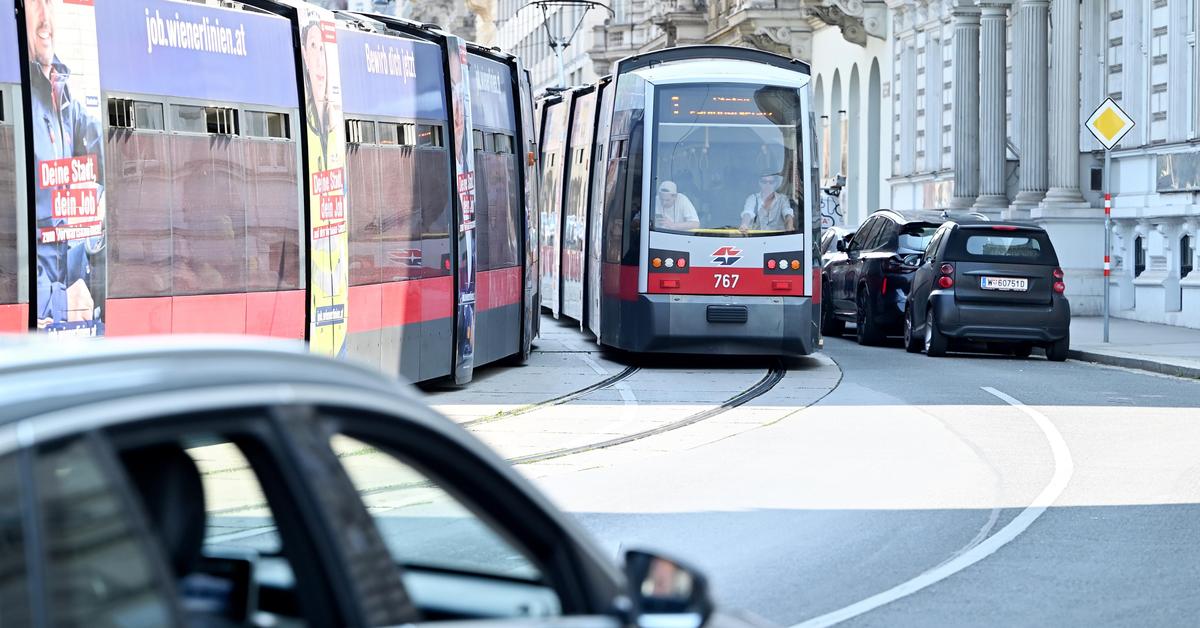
[495,0,608,91]
[811,0,1200,329]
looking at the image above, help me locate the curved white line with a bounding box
[791,386,1074,627]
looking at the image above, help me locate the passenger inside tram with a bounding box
[654,180,701,231]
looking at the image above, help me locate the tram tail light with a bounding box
[768,259,777,269]
[659,279,680,289]
[652,258,662,268]
[677,258,687,268]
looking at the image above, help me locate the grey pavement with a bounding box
[1070,316,1200,379]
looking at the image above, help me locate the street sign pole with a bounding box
[1085,97,1133,346]
[1103,151,1111,343]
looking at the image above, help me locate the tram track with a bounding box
[506,361,787,465]
[461,365,642,428]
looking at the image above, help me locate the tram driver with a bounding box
[654,180,700,232]
[740,171,795,234]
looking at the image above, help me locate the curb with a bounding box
[1068,349,1200,380]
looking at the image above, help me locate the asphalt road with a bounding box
[507,327,1200,626]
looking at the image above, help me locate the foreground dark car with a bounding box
[904,221,1071,360]
[0,338,755,628]
[824,210,966,344]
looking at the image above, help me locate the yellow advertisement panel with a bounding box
[289,3,349,358]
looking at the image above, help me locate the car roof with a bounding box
[947,219,1047,231]
[870,209,990,225]
[0,336,413,427]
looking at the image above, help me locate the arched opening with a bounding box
[1134,236,1146,277]
[867,59,882,217]
[848,65,861,225]
[831,70,843,185]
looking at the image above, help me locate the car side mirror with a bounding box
[624,549,714,627]
[835,238,848,253]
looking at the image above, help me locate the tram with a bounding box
[0,0,540,384]
[540,46,820,355]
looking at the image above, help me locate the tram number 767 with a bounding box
[714,273,741,289]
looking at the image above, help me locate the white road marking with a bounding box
[791,386,1074,627]
[578,353,610,376]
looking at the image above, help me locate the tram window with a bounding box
[134,102,165,131]
[245,111,290,139]
[206,107,239,136]
[473,129,486,152]
[378,122,400,146]
[172,105,208,134]
[0,90,5,122]
[417,124,444,147]
[109,98,134,129]
[494,133,514,154]
[346,119,377,145]
[650,83,802,236]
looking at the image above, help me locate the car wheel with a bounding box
[924,309,948,357]
[903,306,923,353]
[822,290,846,337]
[856,289,884,346]
[1011,343,1034,359]
[1046,335,1069,362]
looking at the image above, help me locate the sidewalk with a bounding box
[1070,316,1200,379]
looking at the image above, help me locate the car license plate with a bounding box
[980,276,1028,291]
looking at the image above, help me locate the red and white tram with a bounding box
[541,46,820,355]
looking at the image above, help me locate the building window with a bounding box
[1134,236,1146,277]
[1183,235,1194,278]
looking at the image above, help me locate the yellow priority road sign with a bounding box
[1086,98,1135,150]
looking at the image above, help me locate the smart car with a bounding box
[904,220,1071,360]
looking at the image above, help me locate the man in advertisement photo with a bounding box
[26,0,105,333]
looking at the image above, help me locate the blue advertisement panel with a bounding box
[0,0,16,84]
[339,30,446,121]
[468,54,516,133]
[96,0,296,107]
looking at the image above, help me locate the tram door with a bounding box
[560,87,596,323]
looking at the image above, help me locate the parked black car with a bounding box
[0,338,754,628]
[903,220,1071,360]
[823,210,965,344]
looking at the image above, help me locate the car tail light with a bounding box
[1053,281,1066,294]
[443,258,451,270]
[1053,268,1064,280]
[992,225,1019,231]
[881,277,888,294]
[939,263,955,275]
[937,275,955,289]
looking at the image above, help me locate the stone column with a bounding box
[973,1,1010,213]
[1009,0,1049,216]
[1040,0,1088,208]
[949,3,981,208]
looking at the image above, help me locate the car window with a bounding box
[189,441,281,555]
[870,220,897,250]
[898,224,938,253]
[849,219,877,251]
[0,454,31,626]
[37,438,178,628]
[332,434,543,583]
[964,234,1043,258]
[925,227,946,260]
[819,230,834,254]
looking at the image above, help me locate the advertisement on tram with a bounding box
[446,37,477,383]
[24,0,107,336]
[1,0,16,84]
[292,3,350,359]
[1,0,23,334]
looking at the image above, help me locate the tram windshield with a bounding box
[651,83,803,237]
